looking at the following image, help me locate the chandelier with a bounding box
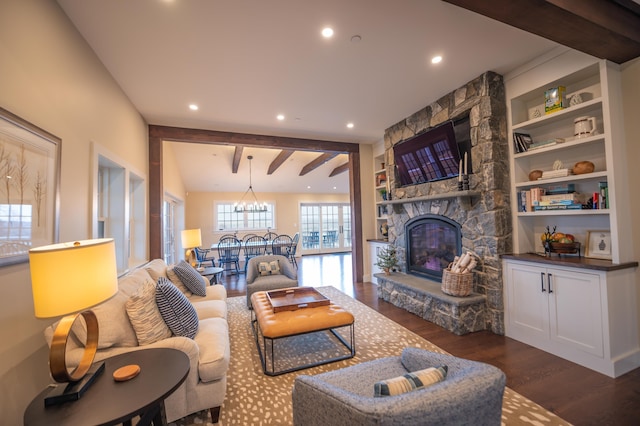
[234,155,268,213]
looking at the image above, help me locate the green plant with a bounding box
[375,245,397,270]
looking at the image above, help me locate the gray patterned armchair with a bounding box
[245,254,298,308]
[292,347,506,426]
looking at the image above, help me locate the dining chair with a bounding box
[271,234,293,257]
[217,236,241,274]
[288,233,300,268]
[244,235,267,273]
[194,247,216,268]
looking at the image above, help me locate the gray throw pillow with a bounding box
[173,260,206,296]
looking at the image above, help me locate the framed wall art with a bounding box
[0,107,60,267]
[585,230,612,260]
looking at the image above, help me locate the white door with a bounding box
[548,267,604,356]
[300,203,351,254]
[505,261,550,341]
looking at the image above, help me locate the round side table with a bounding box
[24,348,189,426]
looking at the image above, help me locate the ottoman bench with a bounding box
[251,289,355,376]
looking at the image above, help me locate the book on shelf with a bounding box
[599,182,608,209]
[537,193,587,204]
[513,132,533,153]
[527,138,565,151]
[533,203,583,211]
[545,183,575,194]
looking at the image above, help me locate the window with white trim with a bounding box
[215,202,275,231]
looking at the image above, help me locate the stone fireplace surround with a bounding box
[376,71,511,335]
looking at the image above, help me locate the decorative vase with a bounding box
[383,268,390,275]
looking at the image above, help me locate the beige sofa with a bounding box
[44,259,230,423]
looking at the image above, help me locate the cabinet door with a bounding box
[547,268,603,357]
[370,242,387,275]
[505,262,550,341]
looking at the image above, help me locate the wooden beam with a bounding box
[442,0,640,64]
[268,150,295,175]
[232,146,244,174]
[329,162,349,177]
[148,125,359,153]
[299,152,339,176]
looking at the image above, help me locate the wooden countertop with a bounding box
[501,253,638,272]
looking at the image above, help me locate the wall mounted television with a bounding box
[393,116,471,187]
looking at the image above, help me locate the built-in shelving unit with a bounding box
[373,154,388,241]
[506,55,630,261]
[502,50,639,378]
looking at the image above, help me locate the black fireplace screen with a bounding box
[405,215,461,281]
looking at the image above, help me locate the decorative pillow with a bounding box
[374,365,448,397]
[156,277,199,339]
[173,260,206,296]
[166,266,191,295]
[258,260,281,276]
[125,279,172,346]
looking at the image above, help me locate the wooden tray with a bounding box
[266,287,330,313]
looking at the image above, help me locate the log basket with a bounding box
[441,264,473,297]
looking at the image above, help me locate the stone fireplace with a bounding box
[376,71,511,335]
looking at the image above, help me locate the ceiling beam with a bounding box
[268,150,295,175]
[148,125,359,153]
[329,162,350,177]
[300,152,339,176]
[442,0,640,64]
[232,146,244,173]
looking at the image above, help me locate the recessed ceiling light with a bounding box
[431,55,443,64]
[189,104,199,111]
[347,122,354,129]
[277,114,285,121]
[322,27,334,38]
[307,185,311,189]
[333,186,337,190]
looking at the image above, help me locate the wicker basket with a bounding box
[441,266,473,297]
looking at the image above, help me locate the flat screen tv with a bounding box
[393,117,470,187]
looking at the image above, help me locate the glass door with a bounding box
[300,203,351,254]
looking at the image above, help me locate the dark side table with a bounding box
[199,266,224,284]
[24,348,189,426]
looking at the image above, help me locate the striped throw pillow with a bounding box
[155,277,199,339]
[173,260,206,296]
[374,365,448,397]
[125,279,172,345]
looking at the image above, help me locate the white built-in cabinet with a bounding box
[503,49,639,377]
[503,258,638,377]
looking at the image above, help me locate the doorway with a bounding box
[300,203,351,255]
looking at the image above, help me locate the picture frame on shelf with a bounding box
[585,230,612,260]
[0,107,61,267]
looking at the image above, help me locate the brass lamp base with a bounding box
[45,310,102,405]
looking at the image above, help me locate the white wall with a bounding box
[0,0,148,422]
[620,57,640,342]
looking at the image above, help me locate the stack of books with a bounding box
[541,168,572,179]
[533,193,586,211]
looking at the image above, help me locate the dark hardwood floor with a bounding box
[222,253,640,426]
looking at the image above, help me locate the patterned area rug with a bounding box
[173,287,572,425]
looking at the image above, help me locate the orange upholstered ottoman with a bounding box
[251,289,355,375]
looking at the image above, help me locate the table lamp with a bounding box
[181,228,202,266]
[29,238,118,405]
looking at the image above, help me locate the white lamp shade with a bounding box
[29,238,118,318]
[181,228,202,249]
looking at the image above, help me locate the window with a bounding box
[92,143,147,273]
[163,198,177,265]
[215,202,275,231]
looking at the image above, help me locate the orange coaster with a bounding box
[113,364,141,382]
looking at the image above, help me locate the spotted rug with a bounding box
[173,287,572,425]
